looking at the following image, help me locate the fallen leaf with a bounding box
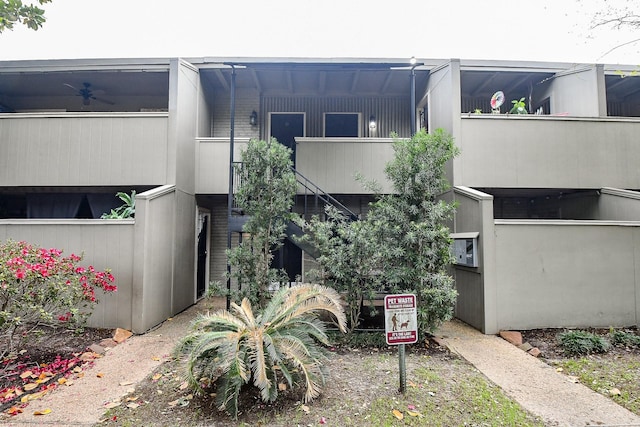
[104,401,121,409]
[407,410,422,417]
[127,402,140,409]
[126,396,139,402]
[73,367,82,373]
[151,356,160,361]
[119,381,134,386]
[168,399,180,407]
[319,417,327,424]
[152,373,162,381]
[0,389,14,399]
[20,370,33,379]
[96,372,104,378]
[7,406,23,415]
[556,367,563,372]
[21,391,46,402]
[300,404,310,413]
[23,383,38,391]
[278,383,287,391]
[408,380,418,388]
[58,378,67,385]
[610,388,622,396]
[179,381,188,390]
[392,409,404,420]
[33,408,52,415]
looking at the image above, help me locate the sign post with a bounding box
[384,294,418,394]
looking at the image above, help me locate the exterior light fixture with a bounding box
[369,115,377,129]
[250,110,258,126]
[410,56,417,66]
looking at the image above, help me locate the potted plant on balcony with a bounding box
[509,97,528,114]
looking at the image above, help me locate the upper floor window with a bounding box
[324,113,360,137]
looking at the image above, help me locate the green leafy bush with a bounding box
[558,330,610,356]
[0,239,117,357]
[175,283,346,419]
[610,329,640,348]
[226,138,298,308]
[101,191,136,219]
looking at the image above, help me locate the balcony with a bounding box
[195,137,394,195]
[0,112,169,187]
[456,115,640,189]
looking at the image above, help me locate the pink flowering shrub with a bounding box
[0,239,117,355]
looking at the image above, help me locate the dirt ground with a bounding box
[0,325,113,413]
[2,324,639,426]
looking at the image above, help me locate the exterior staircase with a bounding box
[228,164,359,259]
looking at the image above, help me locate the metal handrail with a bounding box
[290,167,359,221]
[230,162,359,220]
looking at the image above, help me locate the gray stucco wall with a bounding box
[494,220,640,330]
[540,65,606,117]
[457,116,640,189]
[452,186,495,333]
[0,220,135,330]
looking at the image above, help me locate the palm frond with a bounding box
[230,298,257,328]
[246,328,273,402]
[267,284,347,333]
[190,310,247,331]
[275,336,327,402]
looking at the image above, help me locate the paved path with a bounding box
[437,320,640,427]
[1,297,224,427]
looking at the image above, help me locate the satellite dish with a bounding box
[491,91,505,110]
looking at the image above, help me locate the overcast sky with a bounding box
[0,0,638,64]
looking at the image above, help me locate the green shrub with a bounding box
[558,330,610,356]
[610,329,640,348]
[175,283,347,419]
[101,190,136,219]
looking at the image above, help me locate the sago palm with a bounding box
[175,283,347,419]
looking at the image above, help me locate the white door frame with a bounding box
[195,207,211,301]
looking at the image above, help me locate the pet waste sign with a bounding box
[384,294,418,345]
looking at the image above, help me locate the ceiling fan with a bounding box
[63,82,114,106]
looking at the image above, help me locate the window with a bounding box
[324,113,360,137]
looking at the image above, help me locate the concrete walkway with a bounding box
[1,297,224,427]
[437,320,640,427]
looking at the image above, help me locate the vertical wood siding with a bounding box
[261,96,411,138]
[0,114,169,187]
[0,220,135,330]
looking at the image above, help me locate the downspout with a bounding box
[411,65,416,136]
[226,65,236,309]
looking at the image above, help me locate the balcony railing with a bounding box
[196,137,394,195]
[0,112,169,187]
[457,115,640,189]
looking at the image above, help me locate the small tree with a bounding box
[225,138,298,308]
[302,205,383,333]
[370,128,459,334]
[305,129,458,335]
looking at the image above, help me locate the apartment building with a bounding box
[1,57,639,334]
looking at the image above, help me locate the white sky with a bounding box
[0,0,638,64]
